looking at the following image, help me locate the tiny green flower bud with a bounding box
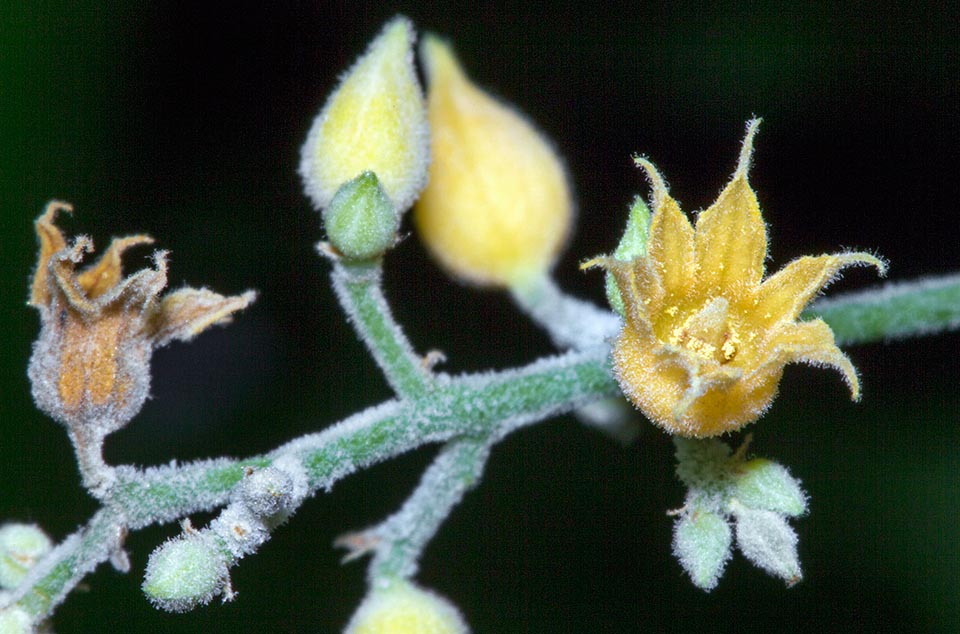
[345,582,469,634]
[604,196,651,316]
[672,509,732,591]
[235,466,295,521]
[0,606,33,634]
[732,505,802,586]
[300,16,429,214]
[0,524,52,590]
[733,458,807,517]
[324,173,400,260]
[142,533,230,613]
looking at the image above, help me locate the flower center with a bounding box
[667,297,740,364]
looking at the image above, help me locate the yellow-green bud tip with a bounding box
[324,172,400,260]
[414,36,573,288]
[345,582,469,634]
[0,524,52,590]
[0,607,33,634]
[300,16,429,214]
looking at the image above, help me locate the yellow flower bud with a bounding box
[299,17,429,214]
[345,582,469,634]
[414,36,573,288]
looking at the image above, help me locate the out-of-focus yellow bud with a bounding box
[299,17,429,214]
[345,582,469,634]
[414,36,573,288]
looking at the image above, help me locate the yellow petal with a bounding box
[148,287,257,346]
[77,234,155,299]
[30,201,72,307]
[754,252,887,325]
[694,121,767,292]
[635,158,695,297]
[755,319,860,400]
[415,36,572,287]
[299,17,429,213]
[606,257,663,330]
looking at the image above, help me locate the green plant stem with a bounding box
[806,273,960,345]
[330,260,431,399]
[8,349,617,620]
[510,276,620,350]
[368,437,491,582]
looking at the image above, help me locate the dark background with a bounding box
[1,1,958,632]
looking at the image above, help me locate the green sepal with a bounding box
[605,196,651,316]
[324,171,400,260]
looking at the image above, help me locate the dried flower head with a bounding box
[27,202,255,490]
[587,121,885,437]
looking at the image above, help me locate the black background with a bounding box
[1,2,958,632]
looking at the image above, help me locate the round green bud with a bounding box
[0,524,52,590]
[324,172,400,260]
[345,581,469,634]
[235,467,295,520]
[142,533,229,613]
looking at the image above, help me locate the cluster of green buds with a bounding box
[671,437,807,590]
[143,462,307,612]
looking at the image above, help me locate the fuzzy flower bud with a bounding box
[414,36,573,288]
[142,531,230,613]
[345,582,469,634]
[0,524,52,590]
[299,17,429,214]
[324,172,400,260]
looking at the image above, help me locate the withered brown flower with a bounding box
[27,201,255,492]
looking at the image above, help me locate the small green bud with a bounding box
[235,466,295,521]
[605,196,651,316]
[0,524,52,590]
[733,459,807,517]
[732,505,802,586]
[143,533,230,613]
[673,509,732,591]
[324,172,400,260]
[0,607,33,634]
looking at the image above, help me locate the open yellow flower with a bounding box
[588,120,885,437]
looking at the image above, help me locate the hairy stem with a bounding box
[806,273,960,345]
[368,437,491,582]
[10,349,616,620]
[330,261,432,399]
